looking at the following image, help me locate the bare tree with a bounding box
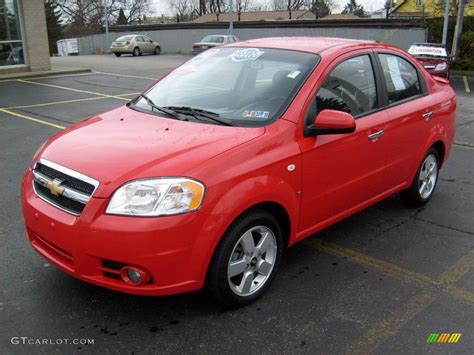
[170,0,199,21]
[56,0,150,35]
[236,0,253,13]
[272,0,306,11]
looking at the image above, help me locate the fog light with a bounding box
[119,266,151,285]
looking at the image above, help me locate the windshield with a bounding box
[116,35,134,41]
[408,45,447,58]
[133,47,319,127]
[202,35,224,43]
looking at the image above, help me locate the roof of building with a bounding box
[192,10,315,23]
[321,13,361,20]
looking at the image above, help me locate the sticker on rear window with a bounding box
[243,110,269,119]
[230,48,264,62]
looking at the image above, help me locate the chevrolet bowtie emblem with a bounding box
[47,179,65,197]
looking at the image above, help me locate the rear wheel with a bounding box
[154,46,161,55]
[400,148,439,207]
[206,210,283,307]
[132,47,140,57]
[114,52,121,57]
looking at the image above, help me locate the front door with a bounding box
[299,53,389,233]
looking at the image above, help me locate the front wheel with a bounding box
[400,148,439,207]
[114,52,121,57]
[154,46,161,55]
[206,210,283,307]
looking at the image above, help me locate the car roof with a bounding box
[229,36,377,55]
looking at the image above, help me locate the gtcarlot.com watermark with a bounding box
[11,337,94,346]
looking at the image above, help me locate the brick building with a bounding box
[0,0,50,75]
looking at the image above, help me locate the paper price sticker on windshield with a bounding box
[230,48,264,62]
[243,110,269,119]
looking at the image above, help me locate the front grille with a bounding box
[34,182,86,214]
[32,160,98,216]
[36,162,95,195]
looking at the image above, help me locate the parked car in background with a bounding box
[23,37,456,307]
[192,35,239,55]
[408,43,451,79]
[111,35,161,57]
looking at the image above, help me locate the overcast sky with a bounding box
[148,0,387,16]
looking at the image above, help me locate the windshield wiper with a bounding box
[137,95,188,121]
[164,106,234,126]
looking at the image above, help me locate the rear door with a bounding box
[136,36,147,53]
[143,36,155,53]
[299,52,390,232]
[374,51,435,190]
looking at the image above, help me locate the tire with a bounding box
[400,148,440,207]
[132,47,140,57]
[154,46,161,55]
[206,210,283,308]
[114,52,121,57]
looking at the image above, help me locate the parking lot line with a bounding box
[0,108,65,129]
[454,140,474,149]
[347,290,437,354]
[308,240,474,353]
[463,76,471,93]
[5,92,139,110]
[93,71,158,81]
[304,239,474,304]
[303,239,436,287]
[16,79,132,101]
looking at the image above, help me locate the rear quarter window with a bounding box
[378,54,422,105]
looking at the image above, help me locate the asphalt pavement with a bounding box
[0,54,473,354]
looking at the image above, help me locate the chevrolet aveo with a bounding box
[22,37,456,307]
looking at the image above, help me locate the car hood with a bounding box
[39,106,265,198]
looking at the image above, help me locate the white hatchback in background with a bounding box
[111,35,161,57]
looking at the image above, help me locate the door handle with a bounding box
[422,111,433,120]
[368,130,384,141]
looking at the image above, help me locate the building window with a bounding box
[0,0,25,67]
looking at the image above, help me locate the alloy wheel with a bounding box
[418,154,438,199]
[227,226,277,297]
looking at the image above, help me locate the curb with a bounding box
[0,68,91,81]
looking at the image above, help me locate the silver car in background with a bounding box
[111,35,161,57]
[192,35,239,55]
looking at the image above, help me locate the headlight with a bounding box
[434,62,447,71]
[106,178,205,216]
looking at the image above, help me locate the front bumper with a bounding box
[21,169,216,296]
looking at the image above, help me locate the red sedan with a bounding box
[22,37,456,307]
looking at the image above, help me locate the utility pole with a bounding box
[229,0,234,36]
[442,0,450,45]
[451,0,465,60]
[104,0,109,54]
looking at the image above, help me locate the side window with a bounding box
[315,55,377,117]
[378,54,421,104]
[136,36,144,42]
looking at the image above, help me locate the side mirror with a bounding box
[305,109,356,137]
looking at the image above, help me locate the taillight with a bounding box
[125,41,130,45]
